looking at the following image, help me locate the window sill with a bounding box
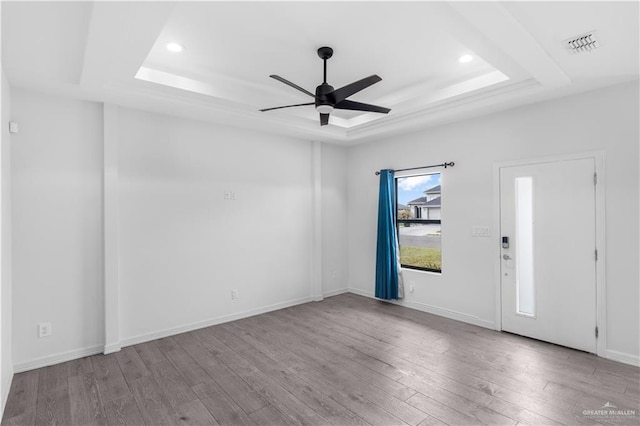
[401,267,442,276]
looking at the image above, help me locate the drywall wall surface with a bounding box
[348,81,639,360]
[321,143,348,296]
[1,69,13,414]
[11,89,104,367]
[117,108,313,343]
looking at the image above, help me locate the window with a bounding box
[396,173,442,273]
[515,176,535,316]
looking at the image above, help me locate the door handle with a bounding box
[503,254,512,260]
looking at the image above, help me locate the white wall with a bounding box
[347,81,639,363]
[321,143,348,297]
[8,89,345,367]
[1,69,14,414]
[7,80,637,372]
[11,89,104,369]
[116,107,315,344]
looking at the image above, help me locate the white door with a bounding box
[500,158,597,353]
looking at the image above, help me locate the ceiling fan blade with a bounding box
[320,113,329,126]
[334,99,390,114]
[270,75,315,98]
[331,75,382,104]
[259,102,314,112]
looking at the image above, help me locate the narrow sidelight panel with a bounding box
[515,177,535,316]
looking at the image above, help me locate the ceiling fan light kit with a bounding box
[260,46,390,126]
[316,105,334,114]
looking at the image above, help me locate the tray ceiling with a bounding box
[2,1,638,144]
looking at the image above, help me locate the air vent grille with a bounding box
[565,31,599,53]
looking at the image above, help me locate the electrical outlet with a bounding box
[224,190,232,200]
[231,289,239,300]
[38,322,52,338]
[409,281,415,293]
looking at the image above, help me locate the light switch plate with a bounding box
[8,121,19,134]
[472,226,490,237]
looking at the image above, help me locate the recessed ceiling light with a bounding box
[458,54,473,63]
[166,42,185,53]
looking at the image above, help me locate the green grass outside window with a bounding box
[400,246,441,271]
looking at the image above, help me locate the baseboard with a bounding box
[346,287,375,298]
[119,295,314,348]
[1,371,13,419]
[350,289,640,366]
[103,343,122,355]
[20,290,632,377]
[13,345,104,374]
[400,299,495,329]
[12,295,315,374]
[13,296,314,373]
[323,287,350,298]
[605,349,640,367]
[347,288,495,330]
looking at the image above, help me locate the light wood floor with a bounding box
[2,293,639,425]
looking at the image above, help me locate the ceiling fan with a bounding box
[260,47,390,126]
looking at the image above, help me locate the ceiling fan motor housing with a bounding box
[315,83,335,110]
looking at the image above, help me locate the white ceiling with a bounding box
[2,1,638,145]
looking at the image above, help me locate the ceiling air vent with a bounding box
[564,31,599,54]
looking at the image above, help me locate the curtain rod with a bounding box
[374,161,455,175]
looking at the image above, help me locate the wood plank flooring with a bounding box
[2,293,639,425]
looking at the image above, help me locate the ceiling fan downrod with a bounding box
[318,46,333,84]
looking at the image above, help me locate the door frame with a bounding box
[492,150,606,357]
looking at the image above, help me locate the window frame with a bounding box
[395,173,442,274]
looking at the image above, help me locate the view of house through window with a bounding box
[396,173,442,272]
